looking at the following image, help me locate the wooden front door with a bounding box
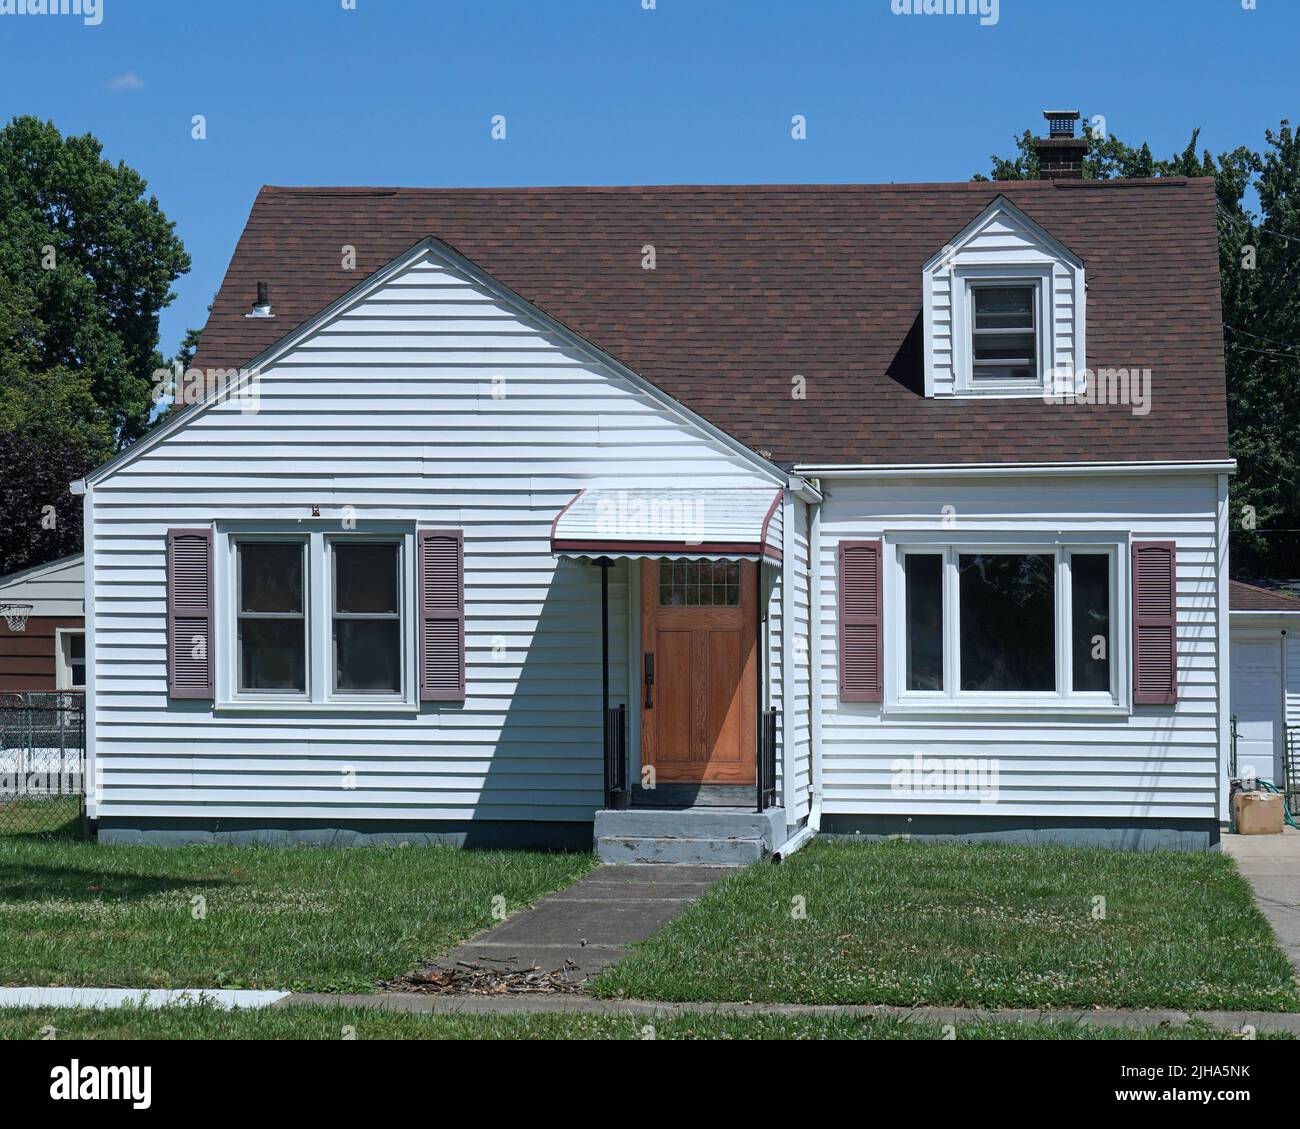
[640,559,757,785]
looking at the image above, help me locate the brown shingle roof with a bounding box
[1230,581,1300,612]
[191,179,1228,466]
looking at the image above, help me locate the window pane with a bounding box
[335,543,398,614]
[972,332,1037,362]
[1071,554,1112,693]
[67,634,86,689]
[959,554,1055,691]
[905,554,944,691]
[239,543,303,613]
[974,286,1033,328]
[658,560,740,606]
[239,619,306,691]
[335,620,401,692]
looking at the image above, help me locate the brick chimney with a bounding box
[1034,110,1087,180]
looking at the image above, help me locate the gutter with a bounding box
[788,475,822,504]
[795,460,1238,479]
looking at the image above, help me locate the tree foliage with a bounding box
[0,432,90,576]
[979,120,1299,579]
[0,116,190,575]
[0,115,190,449]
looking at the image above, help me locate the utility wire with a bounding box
[1217,205,1300,246]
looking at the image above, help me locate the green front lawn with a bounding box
[0,827,593,993]
[0,1005,1287,1041]
[593,840,1300,1012]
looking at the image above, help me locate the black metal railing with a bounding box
[604,703,628,808]
[0,691,86,836]
[757,706,778,813]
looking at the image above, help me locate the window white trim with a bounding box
[55,627,85,691]
[953,266,1054,396]
[884,532,1129,716]
[214,522,418,713]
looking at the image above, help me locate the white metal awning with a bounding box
[550,487,783,565]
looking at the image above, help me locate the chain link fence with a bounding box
[0,692,86,836]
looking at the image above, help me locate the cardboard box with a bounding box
[1232,791,1285,835]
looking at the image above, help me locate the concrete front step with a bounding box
[594,806,786,866]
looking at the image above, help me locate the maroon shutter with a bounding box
[167,528,214,700]
[838,540,883,702]
[419,529,465,702]
[1131,541,1177,705]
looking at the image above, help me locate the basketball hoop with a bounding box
[0,603,32,632]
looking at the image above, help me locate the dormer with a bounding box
[922,195,1085,399]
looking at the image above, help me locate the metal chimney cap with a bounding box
[1043,110,1081,138]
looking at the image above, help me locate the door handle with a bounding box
[643,652,654,709]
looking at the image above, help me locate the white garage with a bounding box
[1229,581,1300,793]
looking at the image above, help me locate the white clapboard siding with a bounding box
[818,474,1223,820]
[89,249,782,823]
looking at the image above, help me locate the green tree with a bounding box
[0,115,191,449]
[978,120,1297,579]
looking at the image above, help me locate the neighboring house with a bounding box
[77,115,1237,855]
[1229,581,1300,789]
[0,554,86,694]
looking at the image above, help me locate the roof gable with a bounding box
[89,238,790,489]
[922,195,1083,273]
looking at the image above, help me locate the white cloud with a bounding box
[107,73,144,92]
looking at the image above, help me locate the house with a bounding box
[1229,581,1300,791]
[76,115,1236,857]
[0,554,85,694]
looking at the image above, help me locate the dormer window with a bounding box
[971,284,1038,384]
[922,196,1085,401]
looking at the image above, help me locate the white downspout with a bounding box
[773,488,823,863]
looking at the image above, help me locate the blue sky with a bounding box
[1,0,1296,354]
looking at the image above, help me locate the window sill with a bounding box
[215,700,420,716]
[883,700,1129,719]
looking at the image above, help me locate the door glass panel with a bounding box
[659,560,740,607]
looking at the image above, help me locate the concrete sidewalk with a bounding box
[411,864,735,984]
[1222,826,1300,979]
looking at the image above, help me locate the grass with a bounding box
[0,813,594,992]
[593,840,1300,1012]
[0,1005,1288,1041]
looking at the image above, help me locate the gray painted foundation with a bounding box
[94,818,591,851]
[819,814,1220,852]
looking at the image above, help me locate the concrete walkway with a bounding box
[279,992,1300,1034]
[1222,826,1300,979]
[409,864,735,984]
